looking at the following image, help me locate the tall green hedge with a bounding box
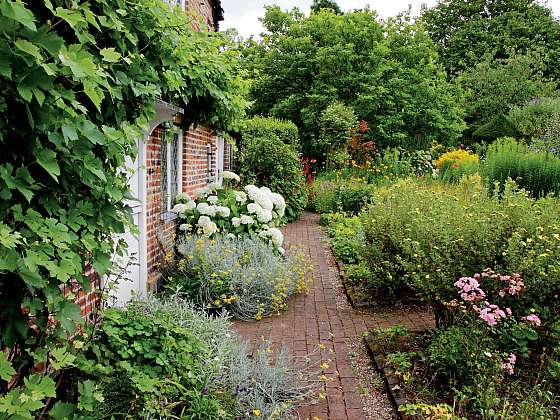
[0,0,246,416]
[239,117,307,221]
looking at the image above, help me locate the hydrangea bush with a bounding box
[171,172,287,252]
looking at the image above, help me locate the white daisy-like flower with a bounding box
[235,191,247,204]
[179,223,191,231]
[247,202,262,214]
[207,195,219,204]
[231,217,241,227]
[222,171,241,182]
[240,215,254,225]
[215,206,231,218]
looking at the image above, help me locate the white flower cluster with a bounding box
[172,172,287,250]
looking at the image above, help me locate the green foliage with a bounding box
[422,0,560,80]
[472,114,519,143]
[428,326,495,384]
[245,8,465,156]
[311,178,375,215]
[483,138,560,197]
[310,0,342,14]
[0,0,246,415]
[509,97,560,139]
[319,101,357,164]
[435,149,480,182]
[239,118,307,221]
[169,235,309,320]
[321,212,364,264]
[459,52,557,136]
[241,116,299,147]
[360,177,560,308]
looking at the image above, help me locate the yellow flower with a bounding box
[253,409,261,417]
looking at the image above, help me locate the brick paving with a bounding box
[234,212,435,420]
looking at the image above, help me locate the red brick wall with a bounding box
[187,0,217,30]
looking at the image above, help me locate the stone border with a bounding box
[363,332,412,420]
[336,259,371,309]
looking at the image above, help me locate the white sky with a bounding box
[220,0,560,38]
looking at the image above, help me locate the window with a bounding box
[160,129,182,217]
[163,0,185,10]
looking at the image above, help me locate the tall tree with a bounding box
[422,0,560,79]
[311,0,342,14]
[246,7,465,156]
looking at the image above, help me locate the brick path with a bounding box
[234,212,434,420]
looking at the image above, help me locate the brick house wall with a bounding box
[77,0,227,314]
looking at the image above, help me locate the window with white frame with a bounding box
[160,129,182,216]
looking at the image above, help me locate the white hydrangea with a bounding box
[195,186,210,198]
[270,192,286,213]
[175,192,190,203]
[197,215,217,236]
[226,233,236,240]
[185,200,196,210]
[208,182,221,191]
[215,206,231,218]
[235,191,247,204]
[240,215,254,225]
[207,195,219,204]
[171,203,187,214]
[247,202,262,214]
[259,227,284,248]
[244,185,260,200]
[197,202,216,217]
[231,217,241,227]
[179,223,191,231]
[222,171,240,182]
[256,208,273,223]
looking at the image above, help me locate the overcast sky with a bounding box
[220,0,560,38]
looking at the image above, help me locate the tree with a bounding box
[311,0,342,14]
[459,51,557,138]
[319,101,357,165]
[422,0,560,79]
[246,8,465,156]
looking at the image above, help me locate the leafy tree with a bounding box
[422,0,560,79]
[0,0,246,416]
[459,51,557,137]
[246,8,465,156]
[319,101,357,164]
[311,0,342,14]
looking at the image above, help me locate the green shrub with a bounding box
[239,118,307,221]
[472,114,518,143]
[168,235,309,320]
[508,97,560,141]
[323,214,364,264]
[428,326,495,385]
[310,178,375,214]
[482,137,560,197]
[360,177,560,308]
[435,149,480,182]
[242,116,299,147]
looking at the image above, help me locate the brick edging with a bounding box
[363,332,411,420]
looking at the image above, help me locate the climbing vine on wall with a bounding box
[0,0,246,416]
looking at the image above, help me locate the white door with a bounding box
[109,139,143,306]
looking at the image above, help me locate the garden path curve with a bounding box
[234,212,434,420]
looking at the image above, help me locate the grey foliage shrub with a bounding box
[172,235,309,320]
[125,295,317,418]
